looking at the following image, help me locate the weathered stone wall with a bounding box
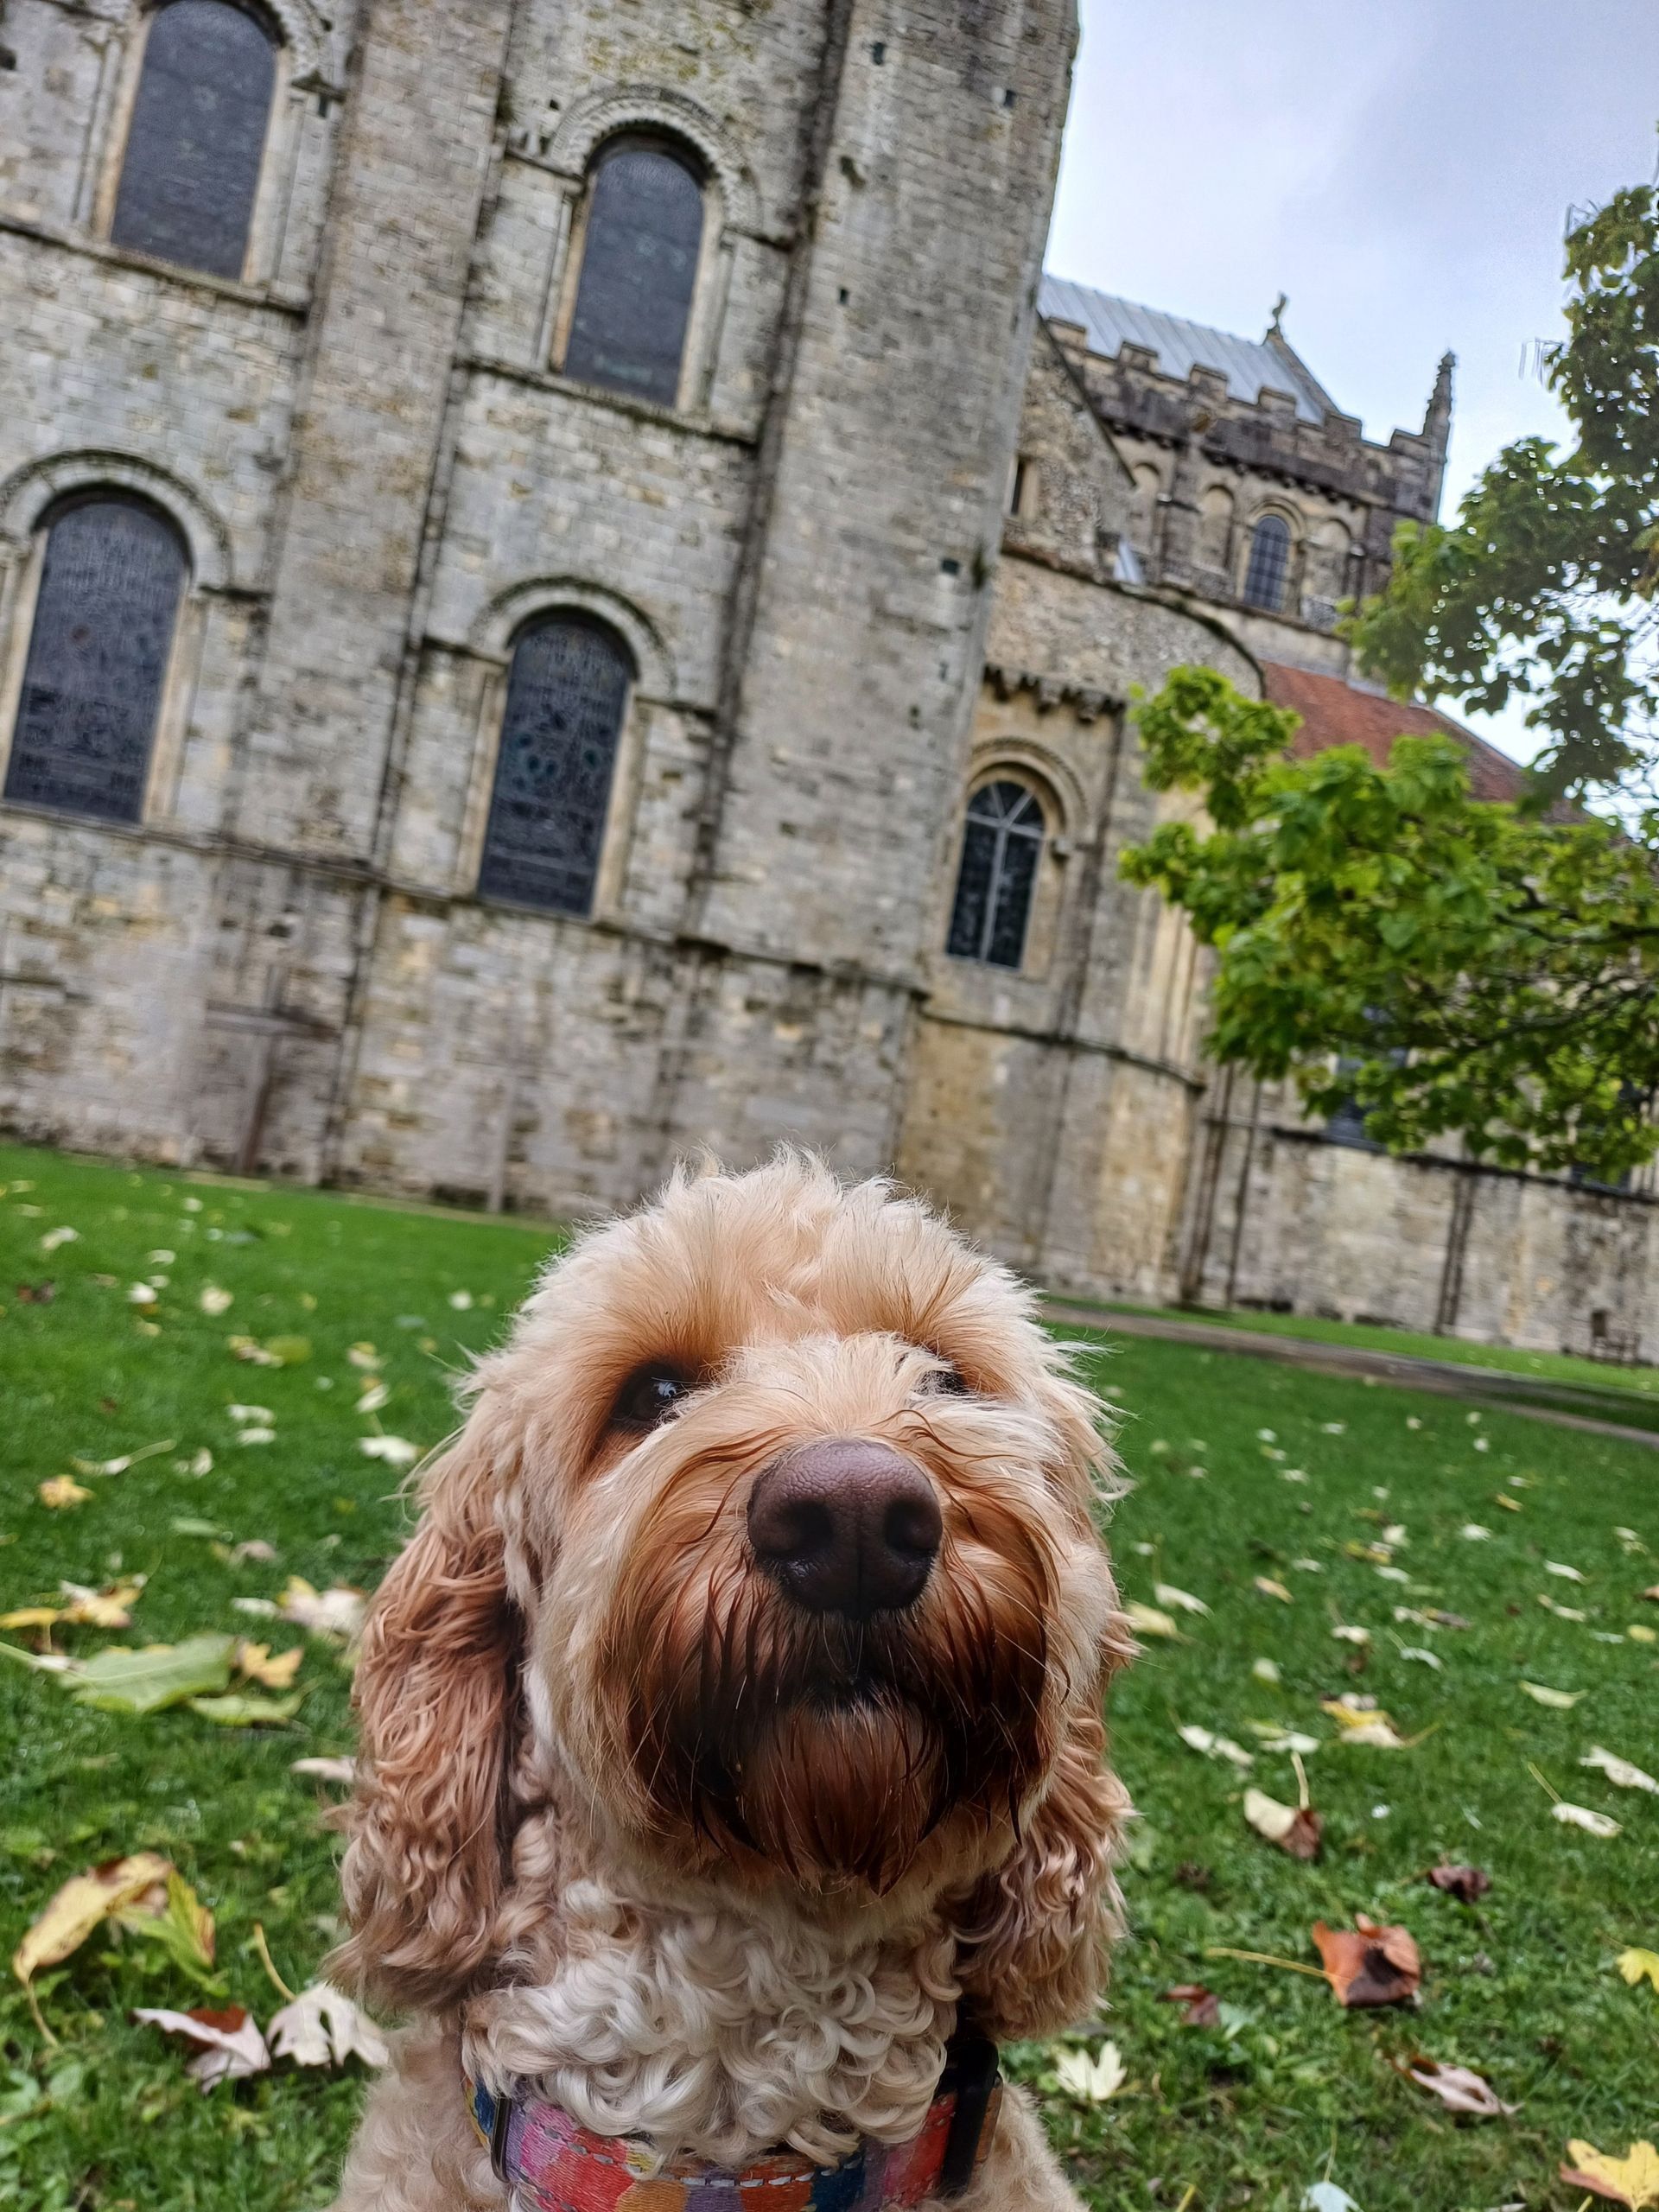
[1178,1083,1659,1359]
[0,0,1081,1222]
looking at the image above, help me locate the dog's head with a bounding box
[335,1157,1131,2035]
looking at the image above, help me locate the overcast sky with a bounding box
[1046,0,1659,760]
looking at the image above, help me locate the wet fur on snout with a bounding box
[328,1155,1133,2201]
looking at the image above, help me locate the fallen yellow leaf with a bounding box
[0,1607,62,1631]
[1560,2138,1659,2208]
[1618,1948,1659,1995]
[12,1853,172,1986]
[38,1478,92,1510]
[234,1640,303,1691]
[1255,1576,1294,1604]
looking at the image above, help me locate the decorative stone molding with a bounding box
[984,660,1122,723]
[964,736,1091,845]
[540,84,761,236]
[467,575,677,703]
[0,449,235,590]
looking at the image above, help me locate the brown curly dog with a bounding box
[328,1156,1132,2211]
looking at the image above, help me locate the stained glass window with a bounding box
[111,0,276,282]
[563,138,705,408]
[1243,514,1292,612]
[946,780,1046,970]
[478,615,633,916]
[5,497,188,824]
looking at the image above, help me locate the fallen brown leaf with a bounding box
[1402,2056,1516,2118]
[1312,1914,1422,2007]
[132,2004,271,2090]
[15,1282,55,1305]
[1243,1787,1324,1861]
[1426,1864,1491,1904]
[1160,1983,1222,2027]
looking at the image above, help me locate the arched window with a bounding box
[563,137,706,408]
[1242,513,1293,612]
[946,780,1046,970]
[478,614,634,916]
[4,495,188,824]
[111,0,277,282]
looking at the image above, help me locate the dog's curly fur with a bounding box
[329,1157,1133,2210]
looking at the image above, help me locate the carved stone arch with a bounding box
[109,0,325,83]
[469,577,676,703]
[965,740,1090,848]
[544,85,760,235]
[0,451,234,591]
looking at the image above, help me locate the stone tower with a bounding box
[0,0,1077,1211]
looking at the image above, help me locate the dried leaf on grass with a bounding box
[359,1434,420,1468]
[267,1985,388,2069]
[1300,2188,1361,2212]
[133,2005,270,2091]
[1160,1983,1222,2027]
[233,1640,302,1690]
[1560,2139,1659,2208]
[1052,2041,1126,2103]
[1178,1724,1254,1770]
[1255,1576,1294,1604]
[1520,1681,1583,1709]
[1312,1916,1422,2008]
[278,1578,367,1640]
[291,1755,355,1784]
[1426,1864,1491,1904]
[1553,1802,1623,1838]
[1400,2056,1516,2117]
[1583,1746,1659,1795]
[1617,1948,1659,1994]
[1320,1700,1408,1750]
[11,1853,172,1988]
[38,1477,92,1510]
[1124,1601,1183,1641]
[1155,1583,1210,1616]
[1243,1788,1323,1861]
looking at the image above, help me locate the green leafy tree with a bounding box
[1349,162,1658,795]
[1119,156,1659,1181]
[1120,667,1659,1179]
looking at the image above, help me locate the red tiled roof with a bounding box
[1261,661,1530,804]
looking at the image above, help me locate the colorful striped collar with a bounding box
[466,2032,1001,2210]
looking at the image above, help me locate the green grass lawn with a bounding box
[2,1145,1656,2212]
[1069,1296,1659,1404]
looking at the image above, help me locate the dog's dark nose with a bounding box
[747,1440,943,1618]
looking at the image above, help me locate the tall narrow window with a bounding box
[4,496,188,824]
[946,780,1046,970]
[478,615,633,916]
[563,137,706,407]
[111,0,276,282]
[1242,514,1292,611]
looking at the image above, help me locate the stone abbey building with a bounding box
[1,0,1654,1356]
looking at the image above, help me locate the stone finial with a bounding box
[1424,351,1455,452]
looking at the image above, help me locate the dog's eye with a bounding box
[611,1362,693,1432]
[925,1360,971,1397]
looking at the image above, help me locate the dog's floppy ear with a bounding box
[331,1413,522,2012]
[952,1708,1129,2041]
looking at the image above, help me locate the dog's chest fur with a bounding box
[461,1869,962,2169]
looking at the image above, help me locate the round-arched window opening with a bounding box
[945,779,1047,971]
[477,613,635,917]
[4,493,189,824]
[1242,513,1293,612]
[563,136,707,409]
[111,0,278,282]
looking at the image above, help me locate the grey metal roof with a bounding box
[1039,276,1337,426]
